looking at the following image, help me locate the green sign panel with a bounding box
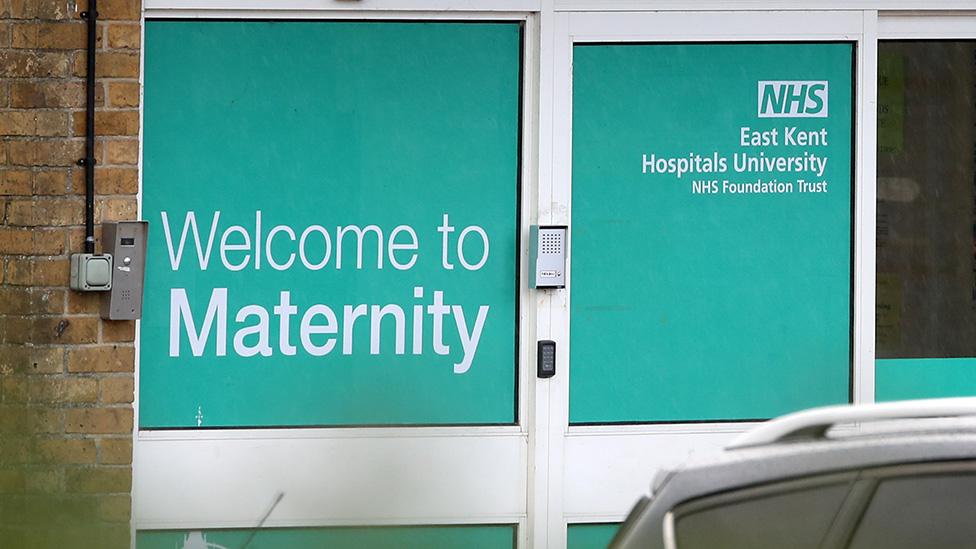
[570,43,853,423]
[136,525,516,549]
[141,21,521,428]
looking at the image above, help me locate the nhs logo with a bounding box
[757,81,828,118]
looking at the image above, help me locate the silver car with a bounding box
[610,398,976,549]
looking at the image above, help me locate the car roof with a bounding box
[611,399,976,549]
[656,398,976,502]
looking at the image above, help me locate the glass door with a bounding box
[545,10,869,548]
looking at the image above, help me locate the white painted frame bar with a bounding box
[134,8,540,548]
[555,1,976,12]
[146,0,542,12]
[548,11,872,545]
[879,11,976,38]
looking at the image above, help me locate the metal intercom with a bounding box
[530,225,568,289]
[100,221,148,320]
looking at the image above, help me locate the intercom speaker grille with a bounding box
[541,232,562,255]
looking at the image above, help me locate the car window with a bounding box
[672,482,851,549]
[848,473,976,549]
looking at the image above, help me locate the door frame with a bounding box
[542,9,875,547]
[133,4,542,548]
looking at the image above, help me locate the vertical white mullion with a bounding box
[520,13,541,549]
[529,2,557,548]
[546,11,573,549]
[856,10,879,405]
[132,4,148,547]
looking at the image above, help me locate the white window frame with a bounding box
[542,9,875,548]
[134,4,542,548]
[133,3,976,548]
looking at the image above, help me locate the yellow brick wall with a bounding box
[0,0,140,547]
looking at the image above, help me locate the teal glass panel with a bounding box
[136,525,516,549]
[141,21,521,427]
[876,358,976,401]
[567,523,619,549]
[571,43,853,422]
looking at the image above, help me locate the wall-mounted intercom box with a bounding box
[100,221,148,320]
[530,225,568,289]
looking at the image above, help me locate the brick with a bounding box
[0,51,71,78]
[72,110,138,136]
[33,316,98,344]
[103,139,137,165]
[0,286,31,314]
[2,376,28,403]
[0,437,29,465]
[33,228,67,255]
[30,377,97,403]
[33,258,70,285]
[79,51,138,78]
[6,138,84,167]
[100,320,133,342]
[3,201,31,225]
[0,111,68,136]
[65,466,131,493]
[36,199,84,226]
[98,438,130,465]
[66,408,132,435]
[9,0,82,20]
[67,346,133,373]
[31,288,66,314]
[98,494,130,522]
[10,81,88,109]
[6,199,83,226]
[24,468,61,493]
[0,228,33,254]
[28,408,63,433]
[107,23,139,49]
[0,170,32,195]
[34,438,96,464]
[96,197,136,221]
[106,81,138,108]
[99,377,132,404]
[0,406,28,434]
[0,346,63,374]
[0,316,32,343]
[67,290,100,314]
[4,257,32,284]
[33,169,70,195]
[11,22,86,49]
[100,0,141,21]
[96,167,138,194]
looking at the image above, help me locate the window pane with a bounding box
[674,483,849,549]
[876,41,976,359]
[849,474,976,549]
[141,21,522,427]
[571,42,854,423]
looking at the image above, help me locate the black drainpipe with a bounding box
[79,0,98,254]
